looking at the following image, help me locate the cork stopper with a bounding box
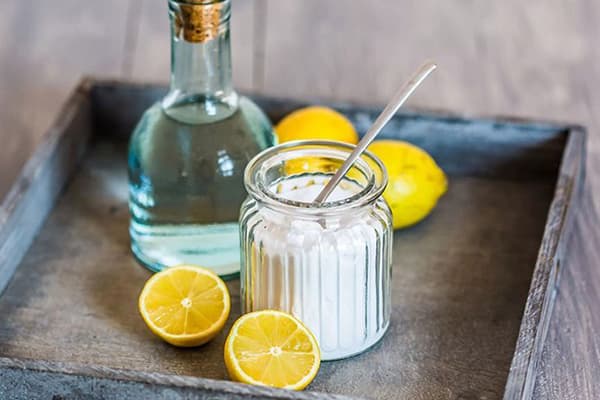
[173,1,226,43]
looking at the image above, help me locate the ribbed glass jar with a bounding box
[240,141,393,360]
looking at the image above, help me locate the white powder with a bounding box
[245,176,390,360]
[271,175,358,203]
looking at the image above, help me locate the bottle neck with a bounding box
[163,0,237,116]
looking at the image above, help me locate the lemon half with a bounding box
[224,310,321,390]
[138,265,230,347]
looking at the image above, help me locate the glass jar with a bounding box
[240,141,393,360]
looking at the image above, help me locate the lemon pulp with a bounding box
[224,310,321,390]
[138,265,230,347]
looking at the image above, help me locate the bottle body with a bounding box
[240,141,393,360]
[129,97,273,276]
[128,0,275,276]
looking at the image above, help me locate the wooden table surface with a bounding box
[1,1,599,398]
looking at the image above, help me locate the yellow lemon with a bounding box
[275,106,359,178]
[283,155,342,177]
[282,155,363,183]
[224,310,321,391]
[138,265,230,347]
[368,140,447,229]
[275,106,359,144]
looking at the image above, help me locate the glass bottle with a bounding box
[240,141,393,360]
[128,0,275,277]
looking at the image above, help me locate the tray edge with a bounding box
[0,357,355,400]
[503,126,587,400]
[0,77,587,399]
[0,77,95,295]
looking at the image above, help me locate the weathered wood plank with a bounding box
[0,358,354,400]
[260,1,589,119]
[532,187,600,399]
[0,0,131,199]
[0,80,93,296]
[504,129,586,399]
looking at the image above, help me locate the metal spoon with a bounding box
[313,61,437,204]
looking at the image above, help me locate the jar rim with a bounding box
[170,0,228,5]
[244,140,388,215]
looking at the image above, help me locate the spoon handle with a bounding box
[313,61,437,204]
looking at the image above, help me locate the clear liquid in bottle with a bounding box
[128,0,275,277]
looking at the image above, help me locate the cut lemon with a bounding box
[224,310,321,390]
[138,265,230,347]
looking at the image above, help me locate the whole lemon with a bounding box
[368,140,447,229]
[275,106,359,144]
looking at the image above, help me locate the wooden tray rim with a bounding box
[0,78,587,400]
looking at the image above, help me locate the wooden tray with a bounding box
[0,79,585,400]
